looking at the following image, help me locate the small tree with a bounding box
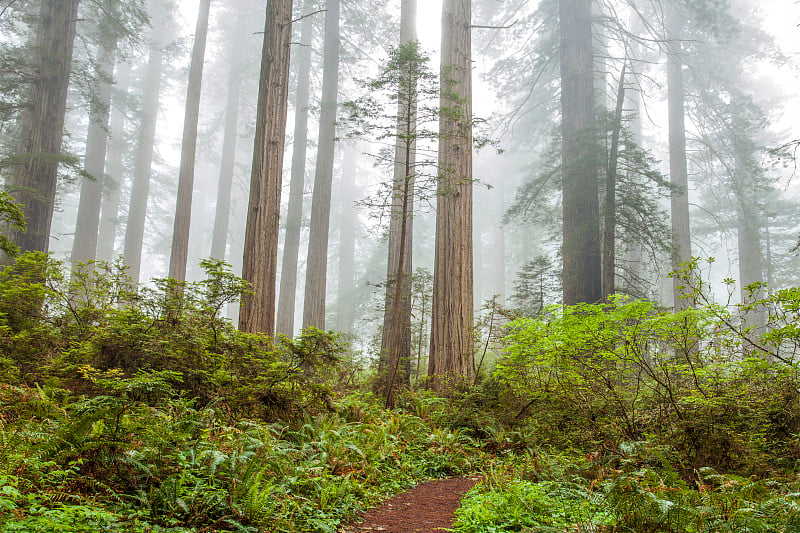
[511,255,560,318]
[343,41,439,406]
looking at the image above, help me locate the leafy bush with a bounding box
[0,254,350,420]
[495,292,800,472]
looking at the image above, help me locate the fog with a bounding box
[3,0,799,354]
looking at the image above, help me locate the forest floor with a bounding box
[339,476,481,532]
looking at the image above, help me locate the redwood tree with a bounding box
[238,0,294,337]
[123,40,164,284]
[210,7,248,263]
[428,0,475,389]
[666,0,693,311]
[169,0,212,281]
[302,0,340,330]
[381,0,418,398]
[96,64,131,263]
[6,0,80,255]
[71,41,116,271]
[276,7,314,336]
[560,0,601,305]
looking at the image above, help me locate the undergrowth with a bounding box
[3,254,800,531]
[0,385,483,532]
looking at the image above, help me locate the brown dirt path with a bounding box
[339,476,481,533]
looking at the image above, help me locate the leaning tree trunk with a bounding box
[666,0,692,311]
[6,0,80,256]
[381,0,417,394]
[238,0,294,337]
[96,63,131,263]
[276,8,313,337]
[71,42,117,271]
[302,0,340,330]
[209,7,248,263]
[560,0,601,306]
[123,42,164,284]
[428,0,475,391]
[168,0,211,281]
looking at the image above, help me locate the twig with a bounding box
[0,0,19,20]
[291,9,326,25]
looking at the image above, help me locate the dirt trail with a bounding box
[339,476,480,533]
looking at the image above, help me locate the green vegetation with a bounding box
[0,254,483,531]
[2,254,800,531]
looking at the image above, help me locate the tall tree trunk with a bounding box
[560,0,601,306]
[123,42,164,284]
[238,0,294,337]
[336,144,357,334]
[381,0,417,392]
[5,0,80,256]
[736,188,765,332]
[302,0,340,330]
[622,17,646,297]
[71,43,117,271]
[491,176,505,304]
[428,0,475,390]
[666,1,692,311]
[601,62,626,300]
[97,63,131,263]
[169,0,211,281]
[276,8,313,337]
[210,8,247,262]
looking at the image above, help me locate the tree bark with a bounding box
[381,0,417,391]
[71,42,116,271]
[560,0,601,306]
[601,62,626,301]
[428,0,475,390]
[238,0,294,337]
[736,181,765,332]
[6,0,80,256]
[666,0,692,311]
[336,144,357,334]
[491,176,505,304]
[210,7,248,263]
[276,8,313,337]
[97,63,131,263]
[302,0,340,330]
[168,0,211,281]
[123,42,164,284]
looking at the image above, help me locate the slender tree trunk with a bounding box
[238,0,294,337]
[123,42,164,284]
[666,1,692,311]
[381,0,417,387]
[428,0,475,390]
[169,0,211,281]
[602,62,626,301]
[622,19,645,297]
[491,176,505,304]
[736,188,765,332]
[210,8,247,263]
[765,215,773,293]
[5,0,80,256]
[97,63,131,263]
[71,43,117,271]
[560,0,601,306]
[336,144,357,334]
[302,0,340,330]
[276,9,313,336]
